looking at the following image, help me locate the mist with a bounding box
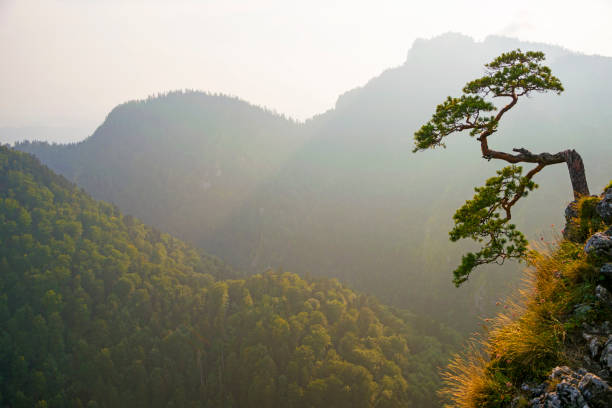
[2,2,612,407]
[1,0,611,144]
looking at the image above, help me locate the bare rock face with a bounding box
[596,188,612,224]
[563,201,580,242]
[583,333,606,360]
[582,323,612,379]
[527,366,612,408]
[601,336,612,374]
[526,324,612,407]
[596,285,612,308]
[601,263,612,277]
[584,228,612,257]
[579,372,612,407]
[583,321,612,336]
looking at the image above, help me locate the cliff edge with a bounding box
[442,182,612,407]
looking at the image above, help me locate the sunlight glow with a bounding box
[1,0,610,132]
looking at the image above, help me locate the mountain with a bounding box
[0,126,88,146]
[15,33,612,333]
[0,146,459,407]
[14,92,306,241]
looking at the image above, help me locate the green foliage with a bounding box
[450,166,535,286]
[577,196,603,236]
[413,96,496,152]
[462,50,563,97]
[413,50,565,284]
[414,50,563,154]
[564,195,604,242]
[0,146,455,407]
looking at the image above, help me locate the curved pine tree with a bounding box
[413,50,589,286]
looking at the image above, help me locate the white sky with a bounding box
[1,0,611,134]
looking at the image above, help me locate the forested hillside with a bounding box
[0,146,459,407]
[16,34,612,333]
[14,92,306,241]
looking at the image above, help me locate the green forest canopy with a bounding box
[0,146,459,407]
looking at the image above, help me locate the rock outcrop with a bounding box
[601,336,612,375]
[563,201,579,241]
[519,318,612,407]
[564,187,612,243]
[595,286,612,309]
[596,188,612,224]
[524,366,612,408]
[584,227,612,257]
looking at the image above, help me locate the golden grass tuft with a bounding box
[439,237,596,407]
[440,341,493,408]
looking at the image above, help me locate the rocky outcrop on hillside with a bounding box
[517,321,612,408]
[582,323,612,380]
[596,188,612,224]
[564,187,612,244]
[585,228,612,257]
[442,182,612,407]
[601,263,612,277]
[524,366,612,408]
[518,191,612,407]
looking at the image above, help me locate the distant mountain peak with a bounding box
[406,32,477,62]
[405,32,574,66]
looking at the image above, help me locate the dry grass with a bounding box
[440,341,498,408]
[440,187,610,407]
[439,237,596,407]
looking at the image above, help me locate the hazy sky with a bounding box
[1,0,611,138]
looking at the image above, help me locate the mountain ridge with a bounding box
[13,33,612,334]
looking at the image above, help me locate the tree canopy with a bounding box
[414,50,589,286]
[0,146,458,407]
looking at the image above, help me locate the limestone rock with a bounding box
[601,336,612,373]
[596,188,612,224]
[565,201,579,220]
[579,372,612,407]
[601,263,612,277]
[595,285,612,307]
[583,333,605,359]
[528,366,612,408]
[584,228,612,257]
[583,321,612,335]
[563,201,580,242]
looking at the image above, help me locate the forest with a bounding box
[0,146,459,407]
[3,30,612,408]
[16,34,612,335]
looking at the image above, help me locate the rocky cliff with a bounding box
[442,183,612,407]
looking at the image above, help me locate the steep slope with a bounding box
[15,34,612,333]
[0,146,459,407]
[15,92,306,241]
[212,35,612,330]
[442,185,612,407]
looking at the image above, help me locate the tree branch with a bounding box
[413,49,589,285]
[493,93,518,123]
[502,163,546,221]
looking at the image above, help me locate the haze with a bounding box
[1,0,611,143]
[3,2,612,406]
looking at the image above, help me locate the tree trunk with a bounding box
[563,149,590,199]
